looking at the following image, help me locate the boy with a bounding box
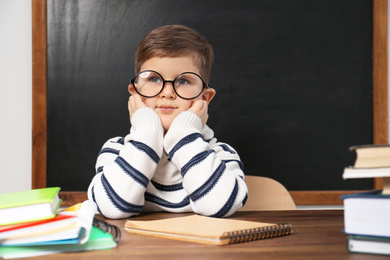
[87,25,248,219]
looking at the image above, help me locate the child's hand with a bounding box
[188,100,209,127]
[128,94,147,121]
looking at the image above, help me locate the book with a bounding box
[0,187,62,226]
[0,200,96,246]
[344,144,390,195]
[343,167,390,178]
[342,168,390,194]
[0,214,75,234]
[92,217,121,244]
[0,226,117,259]
[0,214,78,245]
[347,235,390,256]
[125,214,293,245]
[341,191,390,238]
[350,144,390,168]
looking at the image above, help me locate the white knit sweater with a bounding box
[87,107,248,218]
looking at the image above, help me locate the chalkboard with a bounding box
[46,0,373,192]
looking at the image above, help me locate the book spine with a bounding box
[226,223,293,244]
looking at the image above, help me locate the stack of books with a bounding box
[0,187,119,259]
[342,144,390,256]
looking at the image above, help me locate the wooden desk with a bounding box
[35,210,388,260]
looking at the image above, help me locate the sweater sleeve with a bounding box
[164,111,248,217]
[87,107,164,219]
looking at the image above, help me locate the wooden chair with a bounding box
[239,175,296,211]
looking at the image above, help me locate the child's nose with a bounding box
[160,82,176,99]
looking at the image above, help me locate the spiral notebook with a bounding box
[93,218,121,243]
[125,215,293,245]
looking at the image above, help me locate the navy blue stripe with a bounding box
[211,179,239,218]
[118,138,125,145]
[101,174,143,213]
[91,186,103,215]
[242,193,248,207]
[109,137,124,145]
[169,133,203,159]
[115,157,149,188]
[190,163,225,202]
[219,144,236,154]
[98,147,120,157]
[223,159,244,170]
[130,141,160,164]
[181,150,215,177]
[151,180,183,192]
[145,192,190,208]
[97,166,103,174]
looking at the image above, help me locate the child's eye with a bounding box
[176,77,191,85]
[148,76,162,83]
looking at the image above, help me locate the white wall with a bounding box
[0,0,32,194]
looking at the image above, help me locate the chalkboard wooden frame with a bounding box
[32,0,388,206]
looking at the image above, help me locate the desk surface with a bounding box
[35,210,388,260]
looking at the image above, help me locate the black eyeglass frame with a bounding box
[130,70,210,100]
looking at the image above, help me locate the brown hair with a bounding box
[135,25,214,82]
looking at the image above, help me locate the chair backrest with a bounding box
[239,175,296,211]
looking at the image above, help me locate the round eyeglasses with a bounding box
[130,70,209,100]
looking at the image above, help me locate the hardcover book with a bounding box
[344,144,390,194]
[341,190,390,238]
[342,168,390,195]
[347,235,390,256]
[350,144,390,168]
[0,187,61,226]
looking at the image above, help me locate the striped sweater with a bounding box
[87,107,248,218]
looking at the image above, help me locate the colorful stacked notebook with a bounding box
[0,188,120,258]
[0,225,117,259]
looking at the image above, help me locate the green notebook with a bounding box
[0,226,117,259]
[0,187,62,226]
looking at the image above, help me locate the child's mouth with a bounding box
[159,105,175,113]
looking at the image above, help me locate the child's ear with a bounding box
[202,88,216,104]
[128,84,136,95]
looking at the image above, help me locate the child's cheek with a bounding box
[143,98,153,108]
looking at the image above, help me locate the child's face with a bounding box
[129,56,215,132]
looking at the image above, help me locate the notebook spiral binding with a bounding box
[226,223,293,244]
[93,218,122,243]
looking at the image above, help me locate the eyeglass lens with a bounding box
[133,71,204,99]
